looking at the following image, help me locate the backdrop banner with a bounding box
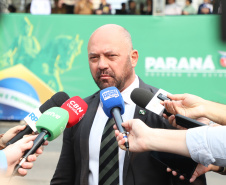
[0,14,226,120]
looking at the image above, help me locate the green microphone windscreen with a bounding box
[36,107,69,141]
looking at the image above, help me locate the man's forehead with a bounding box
[88,50,117,55]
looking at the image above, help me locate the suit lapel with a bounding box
[123,78,150,184]
[80,92,100,185]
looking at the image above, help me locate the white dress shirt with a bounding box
[89,75,139,185]
[186,125,226,167]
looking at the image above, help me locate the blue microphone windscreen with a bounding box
[100,86,125,118]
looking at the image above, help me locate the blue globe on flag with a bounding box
[0,77,41,120]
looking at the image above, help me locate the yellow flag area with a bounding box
[0,64,55,104]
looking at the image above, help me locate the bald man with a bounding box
[51,24,206,185]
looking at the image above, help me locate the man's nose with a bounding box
[98,57,109,69]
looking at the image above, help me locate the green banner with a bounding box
[0,14,226,104]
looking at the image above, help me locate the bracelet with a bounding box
[218,167,226,174]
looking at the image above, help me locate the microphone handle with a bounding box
[6,125,33,146]
[13,130,49,176]
[111,108,125,133]
[163,109,172,117]
[111,108,129,150]
[23,130,48,159]
[157,93,172,117]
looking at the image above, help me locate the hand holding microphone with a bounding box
[6,91,70,146]
[12,96,88,176]
[114,119,151,153]
[0,125,27,150]
[13,107,69,175]
[2,135,40,177]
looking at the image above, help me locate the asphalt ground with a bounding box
[0,121,225,185]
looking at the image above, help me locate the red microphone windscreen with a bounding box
[61,96,88,128]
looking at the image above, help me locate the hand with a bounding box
[0,125,26,149]
[3,135,48,177]
[162,114,187,130]
[167,163,211,183]
[58,0,64,8]
[161,93,206,120]
[114,119,151,152]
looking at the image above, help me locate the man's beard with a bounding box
[93,57,133,91]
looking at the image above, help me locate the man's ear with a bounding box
[130,50,138,68]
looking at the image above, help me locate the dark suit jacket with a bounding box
[51,78,206,185]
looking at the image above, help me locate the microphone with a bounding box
[13,107,69,175]
[131,88,206,128]
[6,91,70,146]
[61,96,88,128]
[131,88,171,116]
[100,86,129,151]
[131,88,201,180]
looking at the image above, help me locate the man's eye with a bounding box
[109,55,117,57]
[90,56,97,59]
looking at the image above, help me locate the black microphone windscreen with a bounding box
[39,99,56,113]
[39,92,70,113]
[130,88,154,108]
[51,91,70,106]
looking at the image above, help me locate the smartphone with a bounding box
[150,151,198,181]
[175,114,206,128]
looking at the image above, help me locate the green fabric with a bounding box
[0,14,226,104]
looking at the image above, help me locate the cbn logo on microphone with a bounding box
[67,101,83,115]
[102,90,119,101]
[44,112,61,119]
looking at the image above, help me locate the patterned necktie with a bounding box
[99,118,119,185]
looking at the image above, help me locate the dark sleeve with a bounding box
[50,128,76,185]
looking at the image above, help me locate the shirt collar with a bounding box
[121,75,139,105]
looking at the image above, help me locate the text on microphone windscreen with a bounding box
[61,96,88,128]
[36,107,69,141]
[100,86,125,118]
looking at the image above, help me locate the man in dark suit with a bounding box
[51,24,206,185]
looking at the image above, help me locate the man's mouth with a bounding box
[99,74,111,79]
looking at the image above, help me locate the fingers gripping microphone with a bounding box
[61,96,88,128]
[13,107,69,175]
[100,86,129,151]
[6,92,70,146]
[131,88,206,128]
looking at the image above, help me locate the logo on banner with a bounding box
[219,51,226,68]
[145,53,226,78]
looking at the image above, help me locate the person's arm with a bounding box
[187,126,226,167]
[115,119,226,167]
[162,93,226,125]
[0,135,40,177]
[114,119,190,157]
[114,119,226,183]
